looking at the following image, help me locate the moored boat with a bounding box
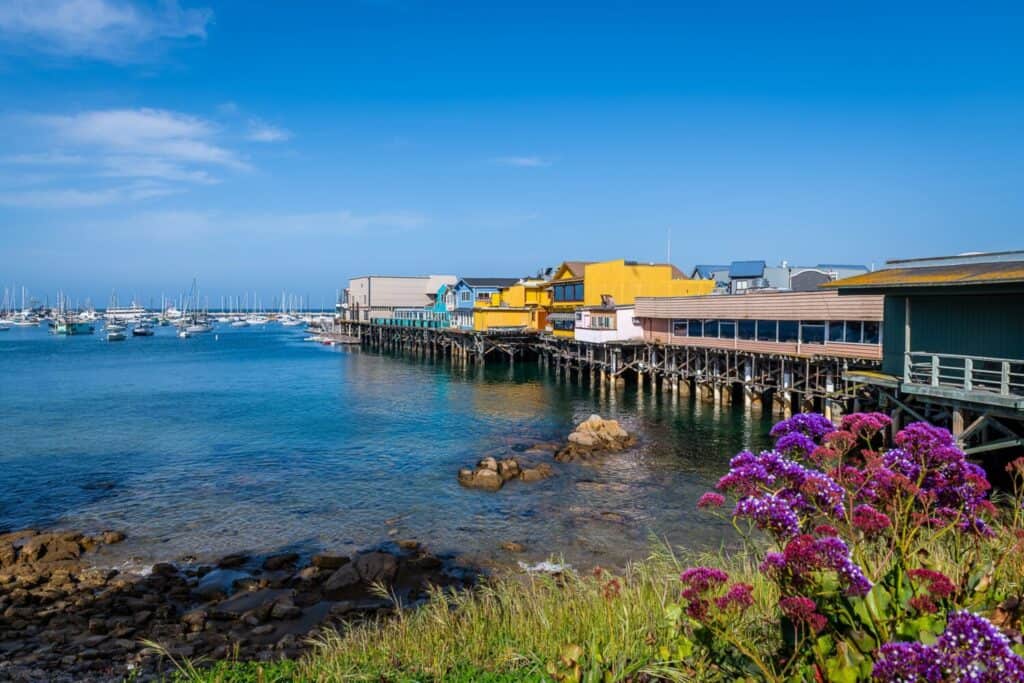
[106,330,126,342]
[132,323,155,337]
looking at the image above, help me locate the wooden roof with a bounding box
[827,261,1024,290]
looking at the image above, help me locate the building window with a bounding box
[553,319,575,331]
[862,321,880,344]
[574,283,584,300]
[719,320,736,339]
[703,319,719,338]
[801,321,825,344]
[688,319,703,337]
[460,291,471,303]
[756,320,777,342]
[672,320,688,336]
[845,321,863,344]
[778,320,799,343]
[828,321,845,342]
[738,320,756,340]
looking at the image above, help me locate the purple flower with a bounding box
[770,412,836,441]
[841,412,892,440]
[873,611,1024,682]
[775,432,818,458]
[763,534,872,597]
[734,494,802,541]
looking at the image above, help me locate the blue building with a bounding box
[392,283,453,328]
[450,277,520,330]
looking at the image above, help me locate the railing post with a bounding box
[904,352,912,383]
[964,357,973,392]
[931,355,939,387]
[1001,361,1011,396]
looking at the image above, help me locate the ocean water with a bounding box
[0,323,773,571]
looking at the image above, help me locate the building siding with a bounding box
[883,293,1024,376]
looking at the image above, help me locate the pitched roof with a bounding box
[828,260,1024,290]
[729,260,767,278]
[458,277,520,288]
[561,261,592,278]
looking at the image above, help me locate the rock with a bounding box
[251,624,275,636]
[150,562,177,577]
[194,569,248,601]
[396,539,420,551]
[217,553,249,569]
[311,553,349,570]
[500,541,525,553]
[101,531,126,545]
[477,457,498,472]
[181,609,208,631]
[458,467,504,492]
[497,458,521,480]
[354,552,398,584]
[262,553,299,571]
[323,565,361,596]
[520,463,554,483]
[270,600,301,620]
[556,415,635,462]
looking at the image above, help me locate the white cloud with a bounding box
[493,156,552,168]
[0,0,213,62]
[1,107,256,209]
[1,151,85,165]
[0,181,177,208]
[40,108,247,170]
[246,119,292,143]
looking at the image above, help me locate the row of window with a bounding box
[552,283,584,302]
[552,319,576,331]
[671,319,880,345]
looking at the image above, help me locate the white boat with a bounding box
[245,315,268,325]
[230,319,250,328]
[105,302,149,323]
[185,322,213,334]
[132,323,155,337]
[107,330,126,342]
[163,306,184,321]
[178,329,191,338]
[0,321,11,331]
[106,323,126,333]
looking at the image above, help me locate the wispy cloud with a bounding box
[1,151,85,165]
[0,0,213,63]
[0,181,178,208]
[0,107,256,209]
[493,156,553,168]
[40,108,248,170]
[246,118,292,143]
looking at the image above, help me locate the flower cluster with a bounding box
[679,567,753,620]
[778,595,827,633]
[763,534,872,597]
[872,611,1024,682]
[852,503,892,538]
[696,492,725,509]
[770,413,836,441]
[840,412,891,441]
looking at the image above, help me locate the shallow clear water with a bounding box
[0,324,773,571]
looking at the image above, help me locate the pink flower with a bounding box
[697,492,726,509]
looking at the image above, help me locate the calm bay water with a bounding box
[0,324,773,571]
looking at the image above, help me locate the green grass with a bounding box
[171,513,1024,682]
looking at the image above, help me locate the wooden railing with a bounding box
[904,351,1024,398]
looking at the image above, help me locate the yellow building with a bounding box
[473,279,551,332]
[546,259,714,338]
[546,261,591,337]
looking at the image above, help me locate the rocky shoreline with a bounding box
[2,416,638,681]
[0,529,478,682]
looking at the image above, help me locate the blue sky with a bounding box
[1,1,1023,307]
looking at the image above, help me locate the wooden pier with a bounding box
[322,320,878,419]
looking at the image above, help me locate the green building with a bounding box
[830,251,1024,456]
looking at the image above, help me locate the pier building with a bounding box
[472,278,551,333]
[450,278,520,330]
[342,275,456,323]
[829,250,1024,455]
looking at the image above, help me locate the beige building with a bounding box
[343,274,457,322]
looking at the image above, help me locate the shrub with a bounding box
[674,413,1024,682]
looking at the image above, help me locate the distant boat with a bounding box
[52,316,95,336]
[107,330,126,342]
[0,321,11,331]
[132,323,155,337]
[230,319,250,328]
[106,323,126,333]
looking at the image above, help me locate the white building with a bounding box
[343,275,457,322]
[573,305,644,343]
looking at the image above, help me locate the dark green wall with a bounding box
[882,292,1024,376]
